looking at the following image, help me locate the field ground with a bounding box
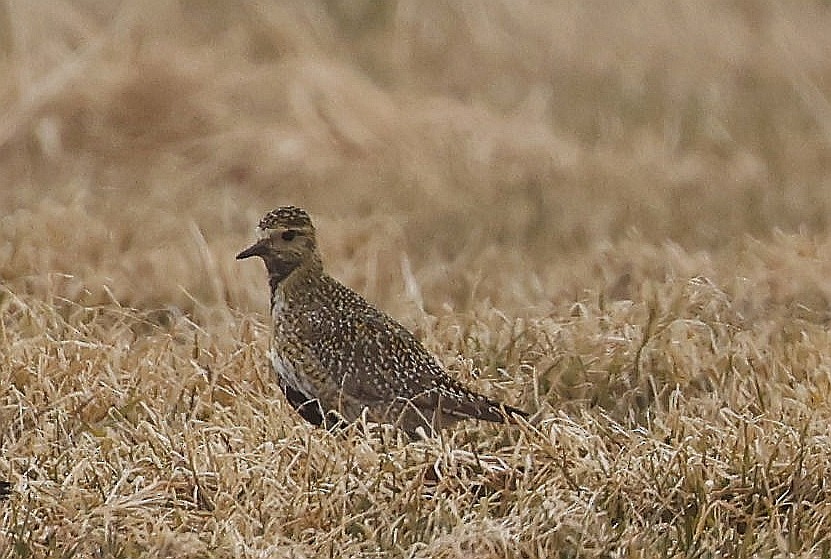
[3,1,831,557]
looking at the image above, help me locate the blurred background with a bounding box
[2,0,831,320]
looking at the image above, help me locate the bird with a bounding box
[236,206,528,437]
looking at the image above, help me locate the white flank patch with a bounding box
[268,348,317,401]
[271,285,286,316]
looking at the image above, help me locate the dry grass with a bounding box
[4,0,831,556]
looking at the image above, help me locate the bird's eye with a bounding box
[281,230,297,241]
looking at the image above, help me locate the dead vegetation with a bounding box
[3,0,831,557]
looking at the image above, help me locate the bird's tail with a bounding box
[450,394,529,425]
[488,401,529,423]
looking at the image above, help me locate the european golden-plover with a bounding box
[237,206,528,436]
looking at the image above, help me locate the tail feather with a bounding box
[446,394,529,424]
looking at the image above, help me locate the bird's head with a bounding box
[236,206,320,282]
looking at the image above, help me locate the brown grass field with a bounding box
[4,1,831,557]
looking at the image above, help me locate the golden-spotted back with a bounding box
[237,206,528,436]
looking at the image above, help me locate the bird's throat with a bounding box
[267,257,323,292]
[265,257,301,288]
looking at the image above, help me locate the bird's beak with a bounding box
[236,239,269,260]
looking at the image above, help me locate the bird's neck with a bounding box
[268,256,324,295]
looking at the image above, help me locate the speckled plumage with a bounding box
[237,206,528,436]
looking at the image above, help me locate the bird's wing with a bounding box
[295,304,450,403]
[333,314,528,422]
